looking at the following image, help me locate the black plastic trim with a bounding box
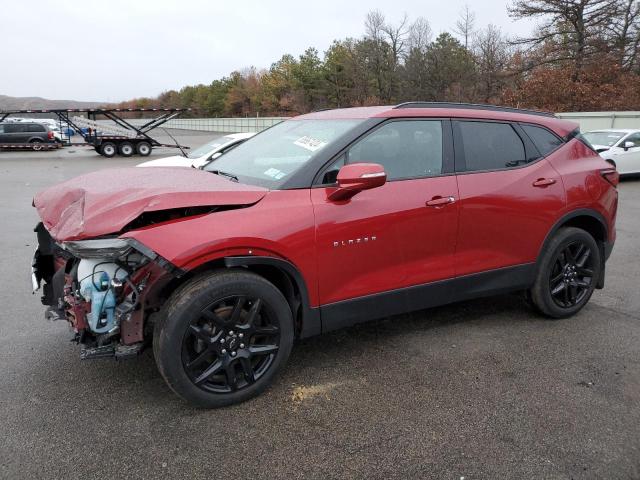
[223,256,321,338]
[320,263,535,333]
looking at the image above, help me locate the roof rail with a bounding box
[394,102,555,118]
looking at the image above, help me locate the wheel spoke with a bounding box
[201,309,225,327]
[225,364,238,391]
[239,357,256,384]
[246,299,262,326]
[551,282,566,295]
[564,246,577,265]
[550,271,564,284]
[568,284,578,303]
[230,297,246,323]
[194,360,223,384]
[572,279,590,288]
[187,349,211,368]
[577,267,593,277]
[189,325,212,343]
[254,325,279,335]
[249,344,279,356]
[576,248,591,268]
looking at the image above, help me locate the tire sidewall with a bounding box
[155,271,294,408]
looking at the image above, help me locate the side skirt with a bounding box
[320,263,536,333]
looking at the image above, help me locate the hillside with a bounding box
[0,95,104,111]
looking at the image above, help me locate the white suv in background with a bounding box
[583,129,640,175]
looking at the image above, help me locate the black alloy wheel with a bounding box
[548,240,595,308]
[154,270,294,408]
[529,227,601,318]
[182,295,280,393]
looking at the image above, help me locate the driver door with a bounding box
[311,119,459,330]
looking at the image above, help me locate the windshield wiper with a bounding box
[210,170,239,182]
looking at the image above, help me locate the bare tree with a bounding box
[473,25,511,102]
[605,0,640,70]
[408,16,433,53]
[454,4,476,48]
[508,0,620,79]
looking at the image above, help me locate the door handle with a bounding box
[426,196,455,207]
[532,178,556,187]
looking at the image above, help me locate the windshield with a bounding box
[582,131,626,147]
[188,138,230,159]
[204,119,363,188]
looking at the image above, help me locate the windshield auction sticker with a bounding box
[294,136,327,152]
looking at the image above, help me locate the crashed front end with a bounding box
[31,222,178,360]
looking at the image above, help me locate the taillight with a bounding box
[601,168,619,187]
[47,131,54,140]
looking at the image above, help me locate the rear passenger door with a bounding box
[452,120,566,277]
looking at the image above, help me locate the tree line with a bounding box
[113,0,640,116]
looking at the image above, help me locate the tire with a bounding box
[119,142,134,157]
[154,270,294,408]
[136,141,152,156]
[30,139,43,151]
[529,227,601,319]
[100,142,117,158]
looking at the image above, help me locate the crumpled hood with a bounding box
[34,167,268,241]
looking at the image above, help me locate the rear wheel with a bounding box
[530,227,601,318]
[30,139,43,151]
[119,142,134,157]
[100,142,117,157]
[154,270,294,408]
[136,141,152,156]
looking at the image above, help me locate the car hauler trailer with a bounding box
[0,107,189,156]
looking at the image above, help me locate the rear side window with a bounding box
[521,124,563,155]
[26,124,46,132]
[456,121,526,172]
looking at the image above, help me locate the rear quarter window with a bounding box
[521,124,563,156]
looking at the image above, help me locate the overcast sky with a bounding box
[0,0,535,102]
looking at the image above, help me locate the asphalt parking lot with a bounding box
[1,131,639,480]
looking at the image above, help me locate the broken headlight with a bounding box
[62,238,134,260]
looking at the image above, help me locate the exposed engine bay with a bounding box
[31,223,177,360]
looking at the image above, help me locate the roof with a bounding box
[295,103,578,138]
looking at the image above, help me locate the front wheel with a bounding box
[529,227,601,319]
[154,270,294,408]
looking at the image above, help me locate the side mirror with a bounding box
[623,141,635,151]
[327,163,387,201]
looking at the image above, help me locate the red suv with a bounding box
[31,103,618,407]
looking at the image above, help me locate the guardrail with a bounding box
[556,111,640,131]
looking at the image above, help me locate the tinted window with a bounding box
[457,121,525,172]
[347,120,443,180]
[5,124,20,133]
[0,124,4,134]
[26,124,46,132]
[521,124,563,155]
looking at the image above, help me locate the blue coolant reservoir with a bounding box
[77,260,129,334]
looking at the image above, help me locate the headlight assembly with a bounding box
[62,238,134,260]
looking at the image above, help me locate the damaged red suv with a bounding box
[31,103,618,407]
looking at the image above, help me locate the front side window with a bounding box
[623,133,640,148]
[203,119,363,188]
[457,121,526,172]
[346,120,443,181]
